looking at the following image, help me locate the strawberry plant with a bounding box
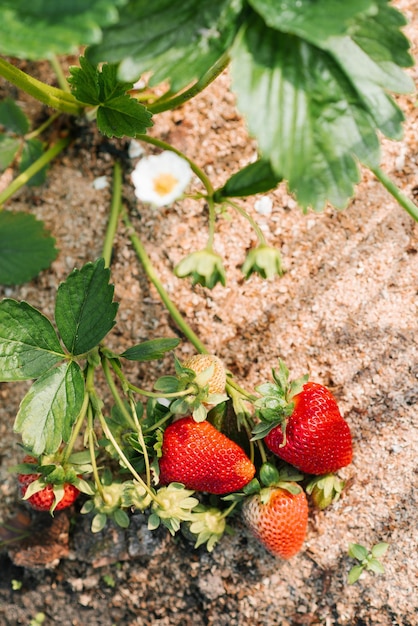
[0,0,416,568]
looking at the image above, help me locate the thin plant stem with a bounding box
[26,112,61,140]
[87,404,106,500]
[62,390,90,463]
[207,196,216,249]
[49,54,71,93]
[225,198,267,245]
[143,411,173,434]
[0,58,83,114]
[148,53,230,114]
[0,136,71,207]
[124,212,208,354]
[103,162,123,267]
[101,357,137,430]
[370,166,418,222]
[128,395,151,489]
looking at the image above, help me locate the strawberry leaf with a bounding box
[0,135,20,169]
[55,258,118,356]
[0,299,65,381]
[215,159,281,200]
[14,361,85,455]
[0,211,58,285]
[19,139,48,186]
[0,97,29,134]
[68,56,153,138]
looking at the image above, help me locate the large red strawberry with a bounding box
[242,484,308,559]
[263,382,352,474]
[18,455,80,512]
[158,416,256,494]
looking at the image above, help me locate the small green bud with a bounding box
[241,245,283,280]
[174,249,226,288]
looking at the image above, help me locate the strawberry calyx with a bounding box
[252,360,308,442]
[305,473,345,510]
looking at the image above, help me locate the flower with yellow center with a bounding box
[131,150,192,207]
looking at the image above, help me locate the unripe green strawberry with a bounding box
[158,416,255,494]
[242,484,308,559]
[182,354,226,395]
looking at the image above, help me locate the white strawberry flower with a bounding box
[131,150,192,207]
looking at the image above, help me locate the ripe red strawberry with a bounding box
[242,484,308,559]
[158,416,256,494]
[263,381,353,475]
[18,455,80,512]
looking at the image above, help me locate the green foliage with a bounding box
[215,159,281,200]
[348,541,390,583]
[121,338,180,361]
[0,212,57,285]
[55,258,118,355]
[0,0,125,60]
[68,57,153,138]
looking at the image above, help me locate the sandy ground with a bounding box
[0,3,417,625]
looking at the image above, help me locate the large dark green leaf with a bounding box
[230,10,412,211]
[19,139,48,186]
[0,0,126,60]
[68,57,153,137]
[55,258,118,356]
[0,211,58,285]
[14,361,85,455]
[87,0,242,91]
[0,135,20,170]
[0,299,65,382]
[0,97,29,134]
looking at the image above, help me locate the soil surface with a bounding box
[0,4,417,625]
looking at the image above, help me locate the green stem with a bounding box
[371,166,418,223]
[26,112,61,140]
[136,134,214,196]
[49,54,71,93]
[102,357,137,430]
[220,501,238,520]
[142,411,173,434]
[0,57,83,114]
[207,196,216,249]
[128,395,151,489]
[148,53,230,114]
[124,212,208,354]
[225,199,267,245]
[87,403,106,500]
[102,161,122,267]
[0,136,71,207]
[96,409,155,499]
[62,390,90,463]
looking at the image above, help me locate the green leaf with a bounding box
[230,3,413,211]
[14,360,85,455]
[19,139,48,186]
[113,508,130,528]
[248,0,375,45]
[367,558,385,574]
[55,258,118,355]
[91,512,107,533]
[0,98,29,134]
[371,542,389,558]
[0,299,65,381]
[68,57,153,138]
[0,0,125,60]
[215,159,281,200]
[348,543,369,561]
[121,337,180,361]
[153,376,180,393]
[87,0,242,91]
[348,564,364,584]
[0,135,20,170]
[0,211,58,285]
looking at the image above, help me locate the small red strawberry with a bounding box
[255,362,352,475]
[242,483,308,559]
[158,416,256,494]
[18,455,80,512]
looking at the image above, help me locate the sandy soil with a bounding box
[0,3,417,625]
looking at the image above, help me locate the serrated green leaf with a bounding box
[87,0,242,91]
[121,337,180,361]
[55,258,118,355]
[0,211,58,286]
[0,97,29,134]
[0,298,65,381]
[348,543,369,561]
[215,159,281,199]
[348,564,364,584]
[19,139,47,186]
[0,0,125,60]
[0,135,20,170]
[68,57,153,138]
[14,360,85,455]
[231,1,411,210]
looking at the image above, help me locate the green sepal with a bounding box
[121,337,180,361]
